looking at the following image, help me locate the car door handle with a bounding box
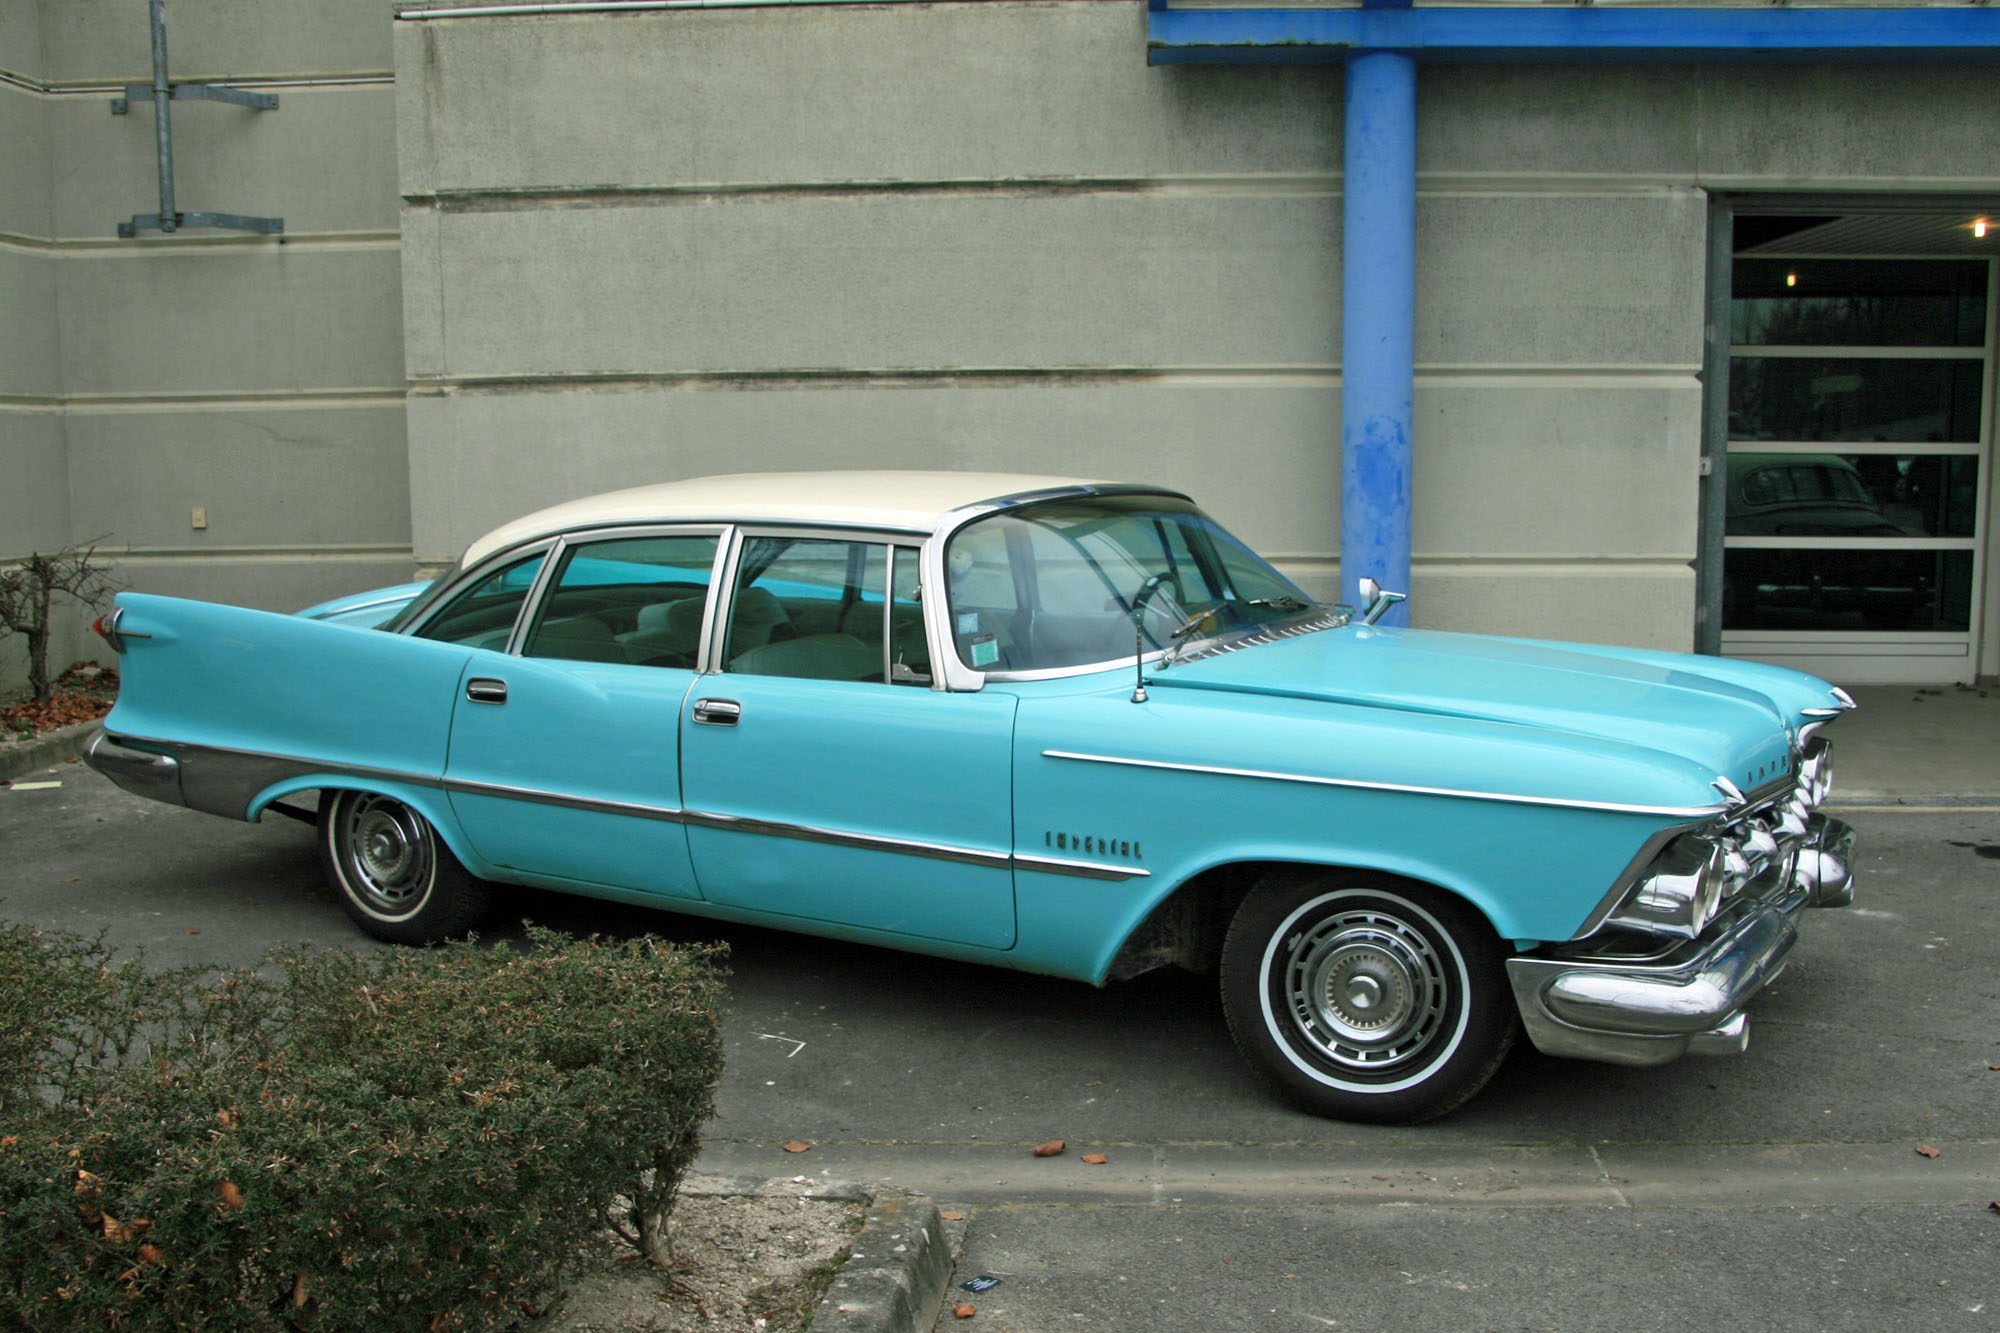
[466,677,508,705]
[692,697,741,727]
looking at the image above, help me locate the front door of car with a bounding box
[679,535,1019,949]
[437,531,725,899]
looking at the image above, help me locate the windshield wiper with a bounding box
[1164,604,1223,666]
[1246,596,1312,613]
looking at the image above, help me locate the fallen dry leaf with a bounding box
[101,1215,150,1243]
[1033,1140,1066,1157]
[217,1180,245,1209]
[782,1141,811,1154]
[1917,1145,1941,1159]
[952,1303,977,1319]
[1081,1152,1109,1165]
[940,1210,966,1221]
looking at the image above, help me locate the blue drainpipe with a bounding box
[1339,48,1417,627]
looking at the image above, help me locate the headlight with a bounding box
[1608,835,1725,941]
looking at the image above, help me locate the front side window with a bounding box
[726,535,927,684]
[943,495,1318,673]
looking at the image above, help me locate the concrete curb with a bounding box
[809,1185,954,1333]
[0,720,97,783]
[677,1173,955,1333]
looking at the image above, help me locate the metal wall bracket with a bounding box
[112,82,279,114]
[111,0,282,238]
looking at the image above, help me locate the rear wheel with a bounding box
[1219,872,1516,1124]
[317,790,490,944]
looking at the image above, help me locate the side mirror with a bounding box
[1356,576,1408,626]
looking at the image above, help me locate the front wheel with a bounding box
[317,790,490,944]
[1219,872,1517,1124]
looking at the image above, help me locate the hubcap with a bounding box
[1281,908,1450,1072]
[340,796,433,915]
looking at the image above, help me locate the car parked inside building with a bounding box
[85,472,1857,1122]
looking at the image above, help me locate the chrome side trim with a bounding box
[442,777,688,823]
[680,808,1013,871]
[1042,750,1726,819]
[101,735,1137,881]
[1014,853,1151,882]
[92,733,443,821]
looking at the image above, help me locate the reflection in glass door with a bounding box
[1723,257,1993,683]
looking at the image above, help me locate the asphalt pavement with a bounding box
[1,685,1996,1330]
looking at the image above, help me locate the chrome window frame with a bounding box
[710,523,928,682]
[400,536,561,652]
[402,524,732,660]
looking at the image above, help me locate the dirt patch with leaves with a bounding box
[1,661,118,739]
[540,1181,865,1333]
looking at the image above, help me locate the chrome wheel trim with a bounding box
[336,793,436,919]
[1258,890,1473,1093]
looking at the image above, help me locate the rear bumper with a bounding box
[82,728,185,806]
[1508,814,1856,1067]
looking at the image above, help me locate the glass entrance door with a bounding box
[1723,256,1994,683]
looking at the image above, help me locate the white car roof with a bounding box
[460,470,1145,566]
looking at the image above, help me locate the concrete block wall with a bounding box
[2,0,410,696]
[396,2,2000,661]
[395,2,1352,585]
[1,7,72,688]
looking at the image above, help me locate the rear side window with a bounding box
[411,551,547,651]
[521,534,722,668]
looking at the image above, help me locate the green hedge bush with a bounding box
[0,923,725,1332]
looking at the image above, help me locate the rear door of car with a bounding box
[437,529,725,899]
[678,530,1019,948]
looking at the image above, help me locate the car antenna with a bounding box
[1129,572,1173,703]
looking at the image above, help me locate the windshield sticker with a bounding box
[958,612,980,636]
[970,633,999,667]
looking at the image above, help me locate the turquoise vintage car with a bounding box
[85,472,1856,1123]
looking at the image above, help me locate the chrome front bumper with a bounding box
[1507,814,1856,1067]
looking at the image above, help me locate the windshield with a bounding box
[943,494,1320,673]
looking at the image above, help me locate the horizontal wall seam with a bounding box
[405,173,1711,211]
[401,1,1036,20]
[1260,554,1693,571]
[1414,556,1694,570]
[407,177,1323,210]
[41,390,407,412]
[111,545,415,563]
[0,231,399,254]
[408,365,1698,393]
